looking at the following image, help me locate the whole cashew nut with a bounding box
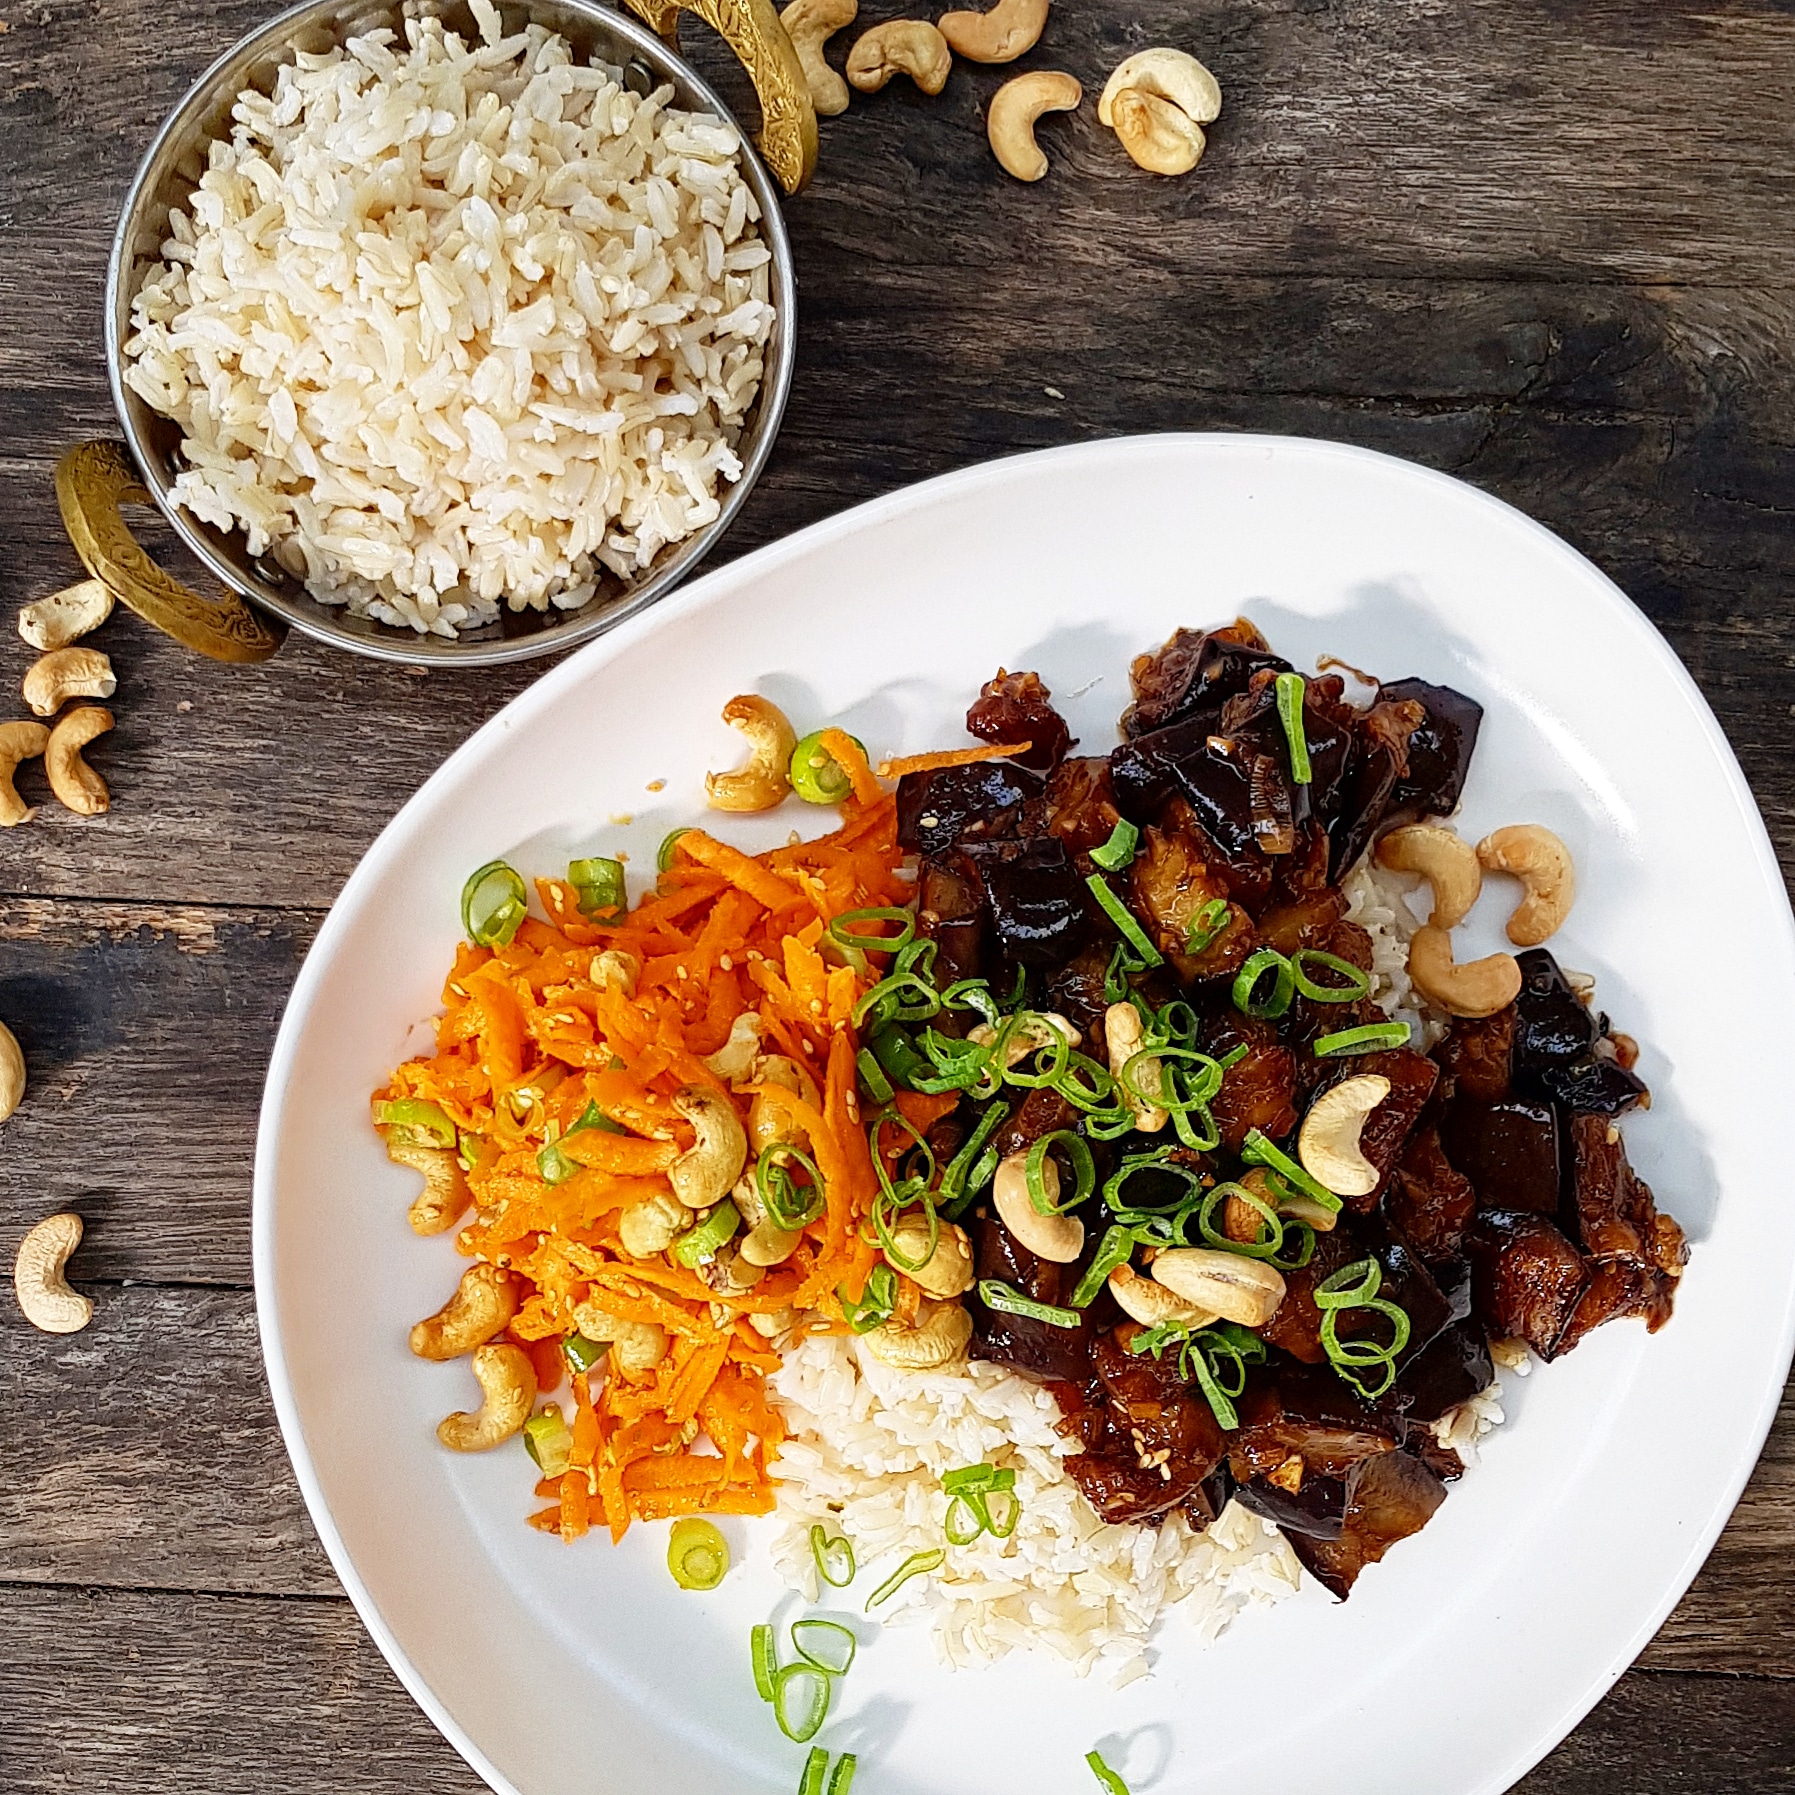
[573,1301,671,1375]
[619,1190,692,1257]
[861,1296,973,1370]
[24,647,116,719]
[1098,47,1221,176]
[1477,825,1576,946]
[45,706,113,817]
[705,694,798,813]
[0,721,50,827]
[410,1262,520,1360]
[588,948,641,997]
[731,1171,804,1266]
[939,0,1048,63]
[13,1212,93,1334]
[1297,1074,1391,1199]
[0,1019,23,1124]
[986,70,1082,181]
[385,1135,473,1236]
[968,1011,1078,1067]
[1104,1000,1168,1132]
[882,1215,976,1298]
[781,0,857,116]
[19,579,115,652]
[748,1058,814,1154]
[1109,1261,1213,1329]
[1407,925,1522,1019]
[846,20,952,94]
[703,1011,764,1081]
[437,1342,537,1451]
[1150,1247,1285,1328]
[669,1085,749,1209]
[992,1148,1084,1262]
[1375,825,1482,930]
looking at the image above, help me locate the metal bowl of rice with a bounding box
[102,0,797,665]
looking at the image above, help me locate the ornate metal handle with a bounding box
[622,0,817,194]
[55,442,285,664]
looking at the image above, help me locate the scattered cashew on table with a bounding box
[7,578,123,822]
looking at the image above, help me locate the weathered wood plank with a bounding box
[0,1579,1791,1794]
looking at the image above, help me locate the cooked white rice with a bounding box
[765,855,1516,1676]
[121,0,773,636]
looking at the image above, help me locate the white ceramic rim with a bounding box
[254,431,1795,1795]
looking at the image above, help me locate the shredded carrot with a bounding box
[676,830,798,914]
[817,727,884,808]
[875,740,1032,779]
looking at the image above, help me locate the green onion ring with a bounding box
[1314,1020,1411,1057]
[1275,670,1312,785]
[828,905,916,956]
[856,1048,895,1104]
[461,859,529,949]
[371,1097,458,1149]
[751,1622,778,1701]
[940,977,1002,1024]
[772,1661,832,1742]
[562,1331,607,1374]
[1290,949,1373,1003]
[1315,1257,1412,1399]
[1183,896,1232,957]
[671,1198,740,1268]
[839,1263,898,1334]
[944,1494,987,1545]
[667,1518,729,1591]
[758,1143,826,1231]
[977,1279,1081,1329]
[1087,1749,1132,1795]
[791,1618,858,1677]
[1025,1130,1095,1217]
[656,827,693,873]
[1102,943,1133,1005]
[1232,947,1296,1019]
[938,1099,1011,1219]
[810,1523,856,1588]
[1086,873,1165,968]
[1101,1148,1206,1217]
[826,1752,858,1795]
[1069,1225,1138,1308]
[865,1547,945,1611]
[790,729,866,805]
[1240,1128,1344,1214]
[1088,818,1140,872]
[799,1748,829,1795]
[567,855,625,918]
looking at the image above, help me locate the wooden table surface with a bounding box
[3,0,1794,1787]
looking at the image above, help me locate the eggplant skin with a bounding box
[1285,1448,1449,1599]
[1378,678,1483,818]
[1466,1209,1589,1360]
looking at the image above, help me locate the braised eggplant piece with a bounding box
[1442,1097,1561,1214]
[1183,1458,1236,1531]
[1044,756,1121,855]
[1539,1056,1650,1116]
[1554,1258,1671,1354]
[1129,821,1249,979]
[1385,1125,1478,1261]
[1230,1359,1400,1480]
[967,669,1074,772]
[1121,622,1290,740]
[915,855,987,988]
[1511,949,1598,1074]
[1379,677,1484,819]
[964,837,1089,968]
[1438,1007,1515,1104]
[1236,1466,1349,1540]
[1466,1210,1589,1359]
[967,1208,1107,1382]
[992,1087,1080,1161]
[1568,1112,1652,1262]
[896,759,1040,855]
[1328,693,1427,879]
[1287,1448,1449,1599]
[1377,1319,1494,1427]
[1201,1012,1297,1150]
[1045,942,1121,1045]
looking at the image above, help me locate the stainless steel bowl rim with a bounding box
[104,0,796,667]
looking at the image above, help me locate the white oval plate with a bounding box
[255,434,1795,1795]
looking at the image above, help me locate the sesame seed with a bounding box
[719,954,733,971]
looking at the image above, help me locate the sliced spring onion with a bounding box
[1102,942,1132,1005]
[1026,1129,1095,1216]
[1069,1224,1138,1308]
[1088,817,1140,872]
[856,1047,894,1104]
[751,1621,777,1702]
[567,855,625,917]
[461,859,528,948]
[839,1263,898,1334]
[828,905,916,956]
[667,1518,729,1591]
[371,1098,457,1149]
[1087,1749,1132,1795]
[1086,873,1164,968]
[1290,948,1372,1003]
[521,1407,572,1478]
[759,1142,827,1231]
[772,1661,832,1742]
[1315,1256,1412,1400]
[865,1547,945,1611]
[1314,1020,1411,1056]
[1240,1127,1344,1215]
[562,1331,607,1374]
[1232,947,1295,1019]
[790,729,867,805]
[977,1278,1080,1329]
[791,1618,858,1677]
[671,1198,740,1268]
[1184,896,1231,956]
[1101,1147,1206,1219]
[826,1753,858,1795]
[537,1099,623,1185]
[799,1748,829,1795]
[941,1463,1020,1543]
[810,1523,856,1588]
[656,827,693,873]
[938,1099,1011,1219]
[1275,671,1312,785]
[867,1024,929,1092]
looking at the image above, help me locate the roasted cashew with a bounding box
[992,1149,1083,1262]
[1297,1074,1391,1199]
[437,1342,537,1451]
[748,1304,797,1340]
[939,0,1047,63]
[861,1297,973,1370]
[882,1216,975,1298]
[781,0,857,115]
[701,1243,766,1299]
[619,1190,692,1257]
[1375,825,1481,930]
[1099,47,1220,176]
[968,1011,1078,1067]
[573,1301,671,1375]
[1109,1261,1213,1329]
[19,579,114,652]
[847,20,952,94]
[24,647,116,719]
[13,1212,92,1334]
[1408,925,1522,1019]
[1477,825,1576,946]
[0,1020,23,1124]
[385,1135,472,1236]
[45,706,113,817]
[0,721,50,827]
[705,694,798,813]
[589,948,640,995]
[1150,1247,1284,1328]
[733,1172,804,1266]
[1104,1000,1167,1132]
[409,1262,520,1360]
[985,69,1082,181]
[748,1056,815,1153]
[703,1011,764,1081]
[669,1085,748,1209]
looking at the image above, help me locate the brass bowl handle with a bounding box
[622,0,817,194]
[56,442,285,664]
